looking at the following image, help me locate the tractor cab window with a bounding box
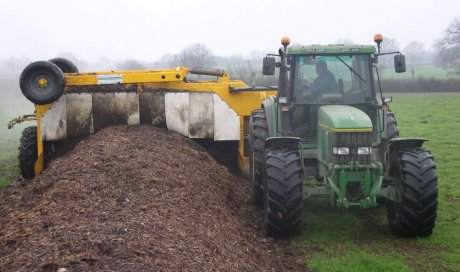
[292,55,373,104]
[291,54,374,141]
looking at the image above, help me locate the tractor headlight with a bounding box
[357,147,372,155]
[333,147,349,155]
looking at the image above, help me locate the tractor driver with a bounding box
[306,60,338,100]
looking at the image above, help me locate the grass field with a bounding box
[0,90,33,187]
[381,65,460,80]
[293,93,460,271]
[0,93,459,271]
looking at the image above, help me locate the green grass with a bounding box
[308,245,412,272]
[0,88,33,187]
[0,160,19,188]
[381,65,460,80]
[292,93,460,271]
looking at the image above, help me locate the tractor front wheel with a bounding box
[387,147,438,237]
[264,147,304,236]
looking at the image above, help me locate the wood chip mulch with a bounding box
[0,125,307,271]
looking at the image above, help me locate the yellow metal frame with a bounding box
[34,104,53,175]
[65,67,191,86]
[8,115,36,129]
[30,67,277,176]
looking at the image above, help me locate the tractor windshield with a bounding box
[292,55,373,104]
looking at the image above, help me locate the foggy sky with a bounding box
[0,0,459,62]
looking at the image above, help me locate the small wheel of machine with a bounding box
[18,126,38,179]
[20,61,65,105]
[49,57,79,73]
[386,147,438,237]
[249,109,269,207]
[264,147,304,236]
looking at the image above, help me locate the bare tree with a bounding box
[116,59,145,70]
[169,43,216,68]
[57,51,88,71]
[380,37,400,53]
[404,41,425,67]
[228,60,258,85]
[0,57,31,76]
[378,37,400,75]
[150,54,173,69]
[435,18,460,75]
[227,58,278,86]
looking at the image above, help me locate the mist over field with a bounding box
[1,0,459,81]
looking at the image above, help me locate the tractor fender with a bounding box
[262,99,275,137]
[386,137,427,175]
[265,137,301,150]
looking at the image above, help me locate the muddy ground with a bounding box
[0,125,307,271]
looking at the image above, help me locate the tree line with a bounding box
[1,18,459,89]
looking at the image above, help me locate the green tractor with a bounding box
[249,35,438,237]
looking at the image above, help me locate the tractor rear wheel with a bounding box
[264,147,304,236]
[249,109,269,207]
[18,126,38,179]
[387,147,438,237]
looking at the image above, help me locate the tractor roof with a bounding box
[287,44,376,55]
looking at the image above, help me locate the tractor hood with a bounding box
[318,105,372,132]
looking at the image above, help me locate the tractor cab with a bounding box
[262,39,405,146]
[288,49,378,143]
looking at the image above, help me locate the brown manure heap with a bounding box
[0,125,306,271]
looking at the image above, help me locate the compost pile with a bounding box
[0,125,306,271]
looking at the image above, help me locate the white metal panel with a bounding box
[66,93,93,138]
[139,92,166,126]
[213,94,240,140]
[165,93,189,136]
[92,93,140,131]
[189,93,214,138]
[42,96,67,140]
[124,93,140,125]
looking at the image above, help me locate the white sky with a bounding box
[0,0,459,61]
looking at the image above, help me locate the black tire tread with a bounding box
[249,109,269,207]
[265,148,304,236]
[385,110,400,140]
[388,147,438,237]
[18,126,38,179]
[49,57,79,73]
[20,61,65,105]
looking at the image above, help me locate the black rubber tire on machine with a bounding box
[249,109,269,207]
[264,147,304,236]
[49,57,79,73]
[385,110,400,140]
[387,147,438,237]
[20,61,65,105]
[18,126,38,179]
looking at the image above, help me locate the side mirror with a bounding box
[263,57,276,75]
[394,54,406,73]
[383,96,393,103]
